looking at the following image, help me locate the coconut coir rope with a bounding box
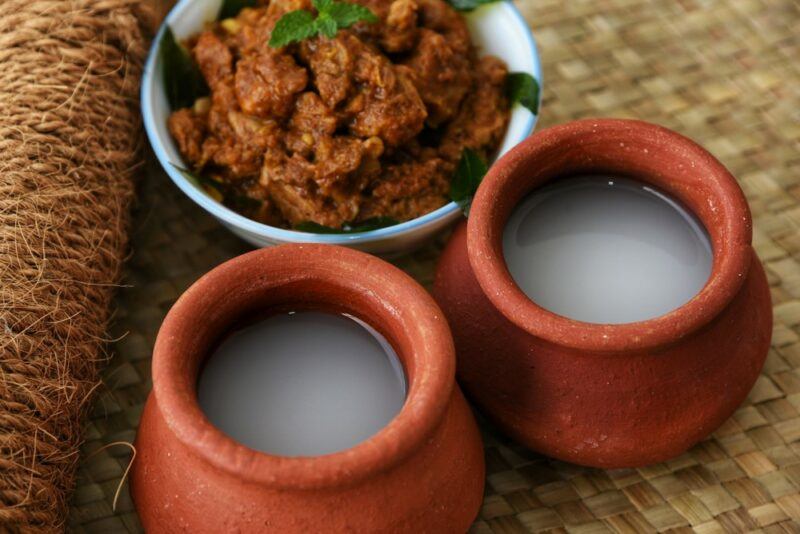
[0,0,151,529]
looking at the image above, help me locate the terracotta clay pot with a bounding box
[131,244,484,533]
[433,119,772,468]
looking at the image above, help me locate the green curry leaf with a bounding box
[348,217,401,232]
[449,148,488,216]
[171,164,224,191]
[506,72,540,115]
[172,164,266,213]
[294,221,341,233]
[160,27,209,110]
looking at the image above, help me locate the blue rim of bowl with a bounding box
[142,0,542,245]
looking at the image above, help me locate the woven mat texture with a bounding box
[67,0,800,531]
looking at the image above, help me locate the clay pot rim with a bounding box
[151,244,455,490]
[468,118,753,352]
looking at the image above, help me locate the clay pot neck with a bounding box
[468,118,752,352]
[152,245,455,490]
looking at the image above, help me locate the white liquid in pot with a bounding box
[197,311,406,456]
[502,176,713,324]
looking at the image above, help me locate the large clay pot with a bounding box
[433,119,772,468]
[132,244,484,533]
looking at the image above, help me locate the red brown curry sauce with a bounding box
[168,0,510,229]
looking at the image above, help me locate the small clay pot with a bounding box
[433,119,772,468]
[131,244,484,533]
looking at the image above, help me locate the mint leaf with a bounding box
[269,10,317,47]
[218,0,257,20]
[506,72,540,115]
[327,1,378,25]
[446,0,499,12]
[316,16,338,38]
[449,148,488,216]
[294,217,399,233]
[160,27,209,110]
[312,0,333,11]
[269,0,377,48]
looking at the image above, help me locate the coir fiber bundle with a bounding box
[0,0,151,530]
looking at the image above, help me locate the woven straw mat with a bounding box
[68,0,800,532]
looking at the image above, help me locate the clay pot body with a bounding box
[433,119,772,469]
[132,245,484,533]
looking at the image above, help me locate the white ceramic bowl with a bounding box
[142,0,542,256]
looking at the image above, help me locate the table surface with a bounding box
[68,0,800,532]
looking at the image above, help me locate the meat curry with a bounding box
[168,0,510,229]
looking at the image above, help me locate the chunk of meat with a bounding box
[416,0,470,54]
[199,76,272,178]
[439,55,509,162]
[261,133,383,227]
[235,50,308,119]
[404,28,471,127]
[232,178,285,227]
[226,7,272,53]
[168,108,206,166]
[348,64,426,146]
[290,93,338,138]
[228,111,281,151]
[352,0,419,52]
[260,149,363,227]
[201,137,262,179]
[315,136,373,198]
[285,92,339,156]
[359,157,452,221]
[382,0,419,52]
[206,75,238,137]
[193,31,233,87]
[299,37,355,109]
[345,35,427,146]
